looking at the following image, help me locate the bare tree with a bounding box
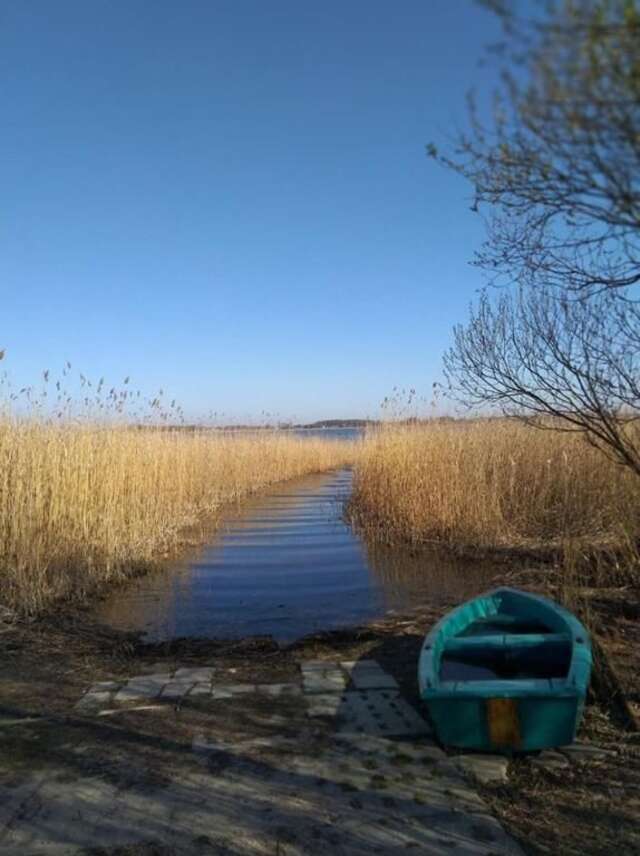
[444,285,640,475]
[436,0,640,474]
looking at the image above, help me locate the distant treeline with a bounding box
[132,419,380,432]
[294,419,378,429]
[131,415,502,433]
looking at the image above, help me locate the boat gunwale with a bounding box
[418,586,592,700]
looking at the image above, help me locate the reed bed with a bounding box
[350,421,640,556]
[0,421,355,613]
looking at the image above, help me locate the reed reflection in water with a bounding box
[363,539,498,612]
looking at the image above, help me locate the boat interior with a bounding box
[439,608,573,682]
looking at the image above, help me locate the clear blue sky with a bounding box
[2,0,502,423]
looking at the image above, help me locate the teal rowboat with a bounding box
[418,587,592,752]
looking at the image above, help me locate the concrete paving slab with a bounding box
[454,754,510,785]
[343,660,400,689]
[75,691,112,710]
[89,681,121,691]
[160,681,195,699]
[384,741,446,763]
[210,688,234,700]
[307,693,343,717]
[123,678,167,697]
[185,730,523,854]
[57,660,525,853]
[113,685,154,703]
[349,671,399,690]
[335,690,432,737]
[7,713,523,856]
[188,682,214,697]
[174,667,216,681]
[221,683,256,695]
[302,672,347,693]
[257,683,302,696]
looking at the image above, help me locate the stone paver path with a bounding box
[75,665,302,712]
[1,659,524,855]
[302,660,431,737]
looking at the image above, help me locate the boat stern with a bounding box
[424,686,585,752]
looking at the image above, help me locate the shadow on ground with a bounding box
[0,642,523,856]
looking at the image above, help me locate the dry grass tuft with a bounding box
[0,420,355,613]
[350,420,640,557]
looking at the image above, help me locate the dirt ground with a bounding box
[1,573,639,855]
[487,573,640,855]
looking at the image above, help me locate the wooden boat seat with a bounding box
[436,677,573,696]
[456,615,557,636]
[444,632,570,655]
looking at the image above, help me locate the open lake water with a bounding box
[95,467,497,642]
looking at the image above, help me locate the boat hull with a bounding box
[426,692,586,752]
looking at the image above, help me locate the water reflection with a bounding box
[94,469,496,642]
[363,540,497,611]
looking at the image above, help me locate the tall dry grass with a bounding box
[350,420,640,556]
[0,421,355,613]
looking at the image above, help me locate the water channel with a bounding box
[95,469,497,642]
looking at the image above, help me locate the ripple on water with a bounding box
[94,469,496,642]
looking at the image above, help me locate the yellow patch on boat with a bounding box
[486,698,520,748]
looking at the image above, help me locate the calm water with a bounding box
[291,427,365,441]
[94,469,496,642]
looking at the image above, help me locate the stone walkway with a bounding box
[0,660,524,855]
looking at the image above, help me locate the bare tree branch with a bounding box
[444,286,640,474]
[430,0,640,298]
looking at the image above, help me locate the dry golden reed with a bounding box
[351,420,640,553]
[0,420,355,613]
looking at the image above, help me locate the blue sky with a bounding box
[2,0,502,422]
